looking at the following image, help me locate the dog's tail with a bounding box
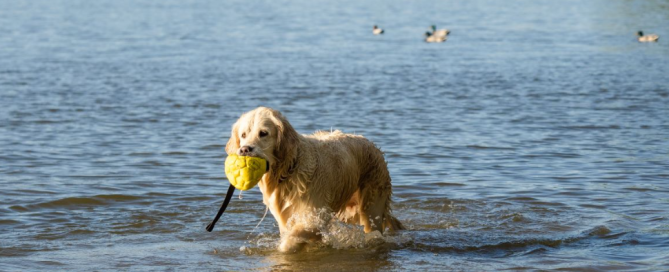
[384,215,405,231]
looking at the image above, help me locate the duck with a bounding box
[425,31,447,43]
[428,25,450,38]
[373,25,384,35]
[637,31,659,42]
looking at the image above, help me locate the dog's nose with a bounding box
[239,146,254,155]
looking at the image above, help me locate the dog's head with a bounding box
[226,107,299,181]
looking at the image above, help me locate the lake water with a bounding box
[1,0,669,271]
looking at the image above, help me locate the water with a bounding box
[1,0,669,270]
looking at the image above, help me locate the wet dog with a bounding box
[225,107,403,252]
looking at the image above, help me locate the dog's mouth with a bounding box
[205,158,270,232]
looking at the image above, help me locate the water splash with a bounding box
[246,207,270,240]
[243,208,411,252]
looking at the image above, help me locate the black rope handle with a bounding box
[205,184,236,232]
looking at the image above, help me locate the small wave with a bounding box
[431,182,465,187]
[67,229,96,235]
[505,196,538,201]
[121,118,159,123]
[583,225,612,237]
[522,152,581,159]
[203,103,221,108]
[407,225,621,255]
[519,246,550,257]
[14,189,58,195]
[128,152,155,157]
[36,261,66,266]
[144,192,176,197]
[200,144,225,150]
[414,153,460,159]
[39,197,106,207]
[110,221,185,235]
[31,120,73,124]
[162,151,189,156]
[0,219,21,225]
[579,204,606,209]
[623,187,655,192]
[10,194,145,210]
[62,175,133,179]
[95,194,143,201]
[465,145,515,150]
[134,160,167,167]
[176,196,214,201]
[559,125,621,130]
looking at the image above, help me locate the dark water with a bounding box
[2,0,669,271]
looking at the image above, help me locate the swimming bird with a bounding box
[425,31,446,43]
[373,25,384,35]
[428,25,450,38]
[637,31,659,42]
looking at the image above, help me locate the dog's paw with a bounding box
[278,238,306,253]
[364,230,386,246]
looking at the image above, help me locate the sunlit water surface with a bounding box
[1,0,669,271]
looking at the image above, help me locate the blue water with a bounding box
[1,0,668,271]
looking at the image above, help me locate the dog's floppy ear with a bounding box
[225,121,240,155]
[269,109,299,182]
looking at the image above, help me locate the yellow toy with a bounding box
[224,154,268,191]
[207,155,269,232]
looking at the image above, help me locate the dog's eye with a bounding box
[259,131,268,138]
[241,132,246,139]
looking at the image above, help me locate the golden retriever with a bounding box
[226,107,403,252]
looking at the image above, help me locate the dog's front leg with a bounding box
[278,227,322,252]
[278,208,331,253]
